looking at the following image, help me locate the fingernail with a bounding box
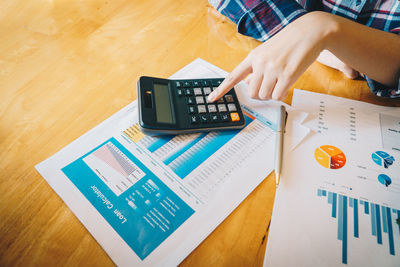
[207,93,215,102]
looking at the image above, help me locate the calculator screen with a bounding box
[153,82,174,124]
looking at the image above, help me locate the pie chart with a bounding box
[377,174,392,187]
[371,151,395,168]
[314,145,346,169]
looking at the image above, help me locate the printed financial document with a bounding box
[36,59,308,266]
[265,89,400,267]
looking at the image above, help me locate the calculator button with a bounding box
[190,115,199,124]
[200,114,209,123]
[177,89,183,96]
[210,114,220,122]
[217,104,227,112]
[188,105,197,114]
[227,103,237,112]
[176,81,182,87]
[202,80,211,86]
[203,87,212,95]
[230,112,240,122]
[184,88,193,96]
[198,105,207,113]
[193,81,201,87]
[195,96,205,104]
[225,95,234,102]
[207,104,217,113]
[194,88,202,95]
[212,80,222,87]
[217,98,225,103]
[187,97,195,105]
[220,113,230,121]
[183,81,192,87]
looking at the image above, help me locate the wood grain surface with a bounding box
[1,0,399,266]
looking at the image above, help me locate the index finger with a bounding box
[207,59,252,102]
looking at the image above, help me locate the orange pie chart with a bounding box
[314,145,346,169]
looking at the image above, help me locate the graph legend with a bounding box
[314,145,346,169]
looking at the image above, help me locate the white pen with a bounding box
[275,105,287,187]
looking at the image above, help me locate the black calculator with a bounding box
[137,76,246,135]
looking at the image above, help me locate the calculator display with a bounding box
[153,82,174,124]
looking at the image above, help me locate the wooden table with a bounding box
[1,0,399,266]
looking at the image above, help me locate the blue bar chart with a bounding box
[138,115,253,179]
[317,189,400,264]
[144,135,175,153]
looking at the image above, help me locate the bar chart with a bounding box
[317,189,400,264]
[122,109,276,202]
[127,114,254,179]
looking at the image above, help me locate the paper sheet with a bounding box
[265,89,400,267]
[35,59,308,266]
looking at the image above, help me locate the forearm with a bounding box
[209,10,400,102]
[320,12,400,87]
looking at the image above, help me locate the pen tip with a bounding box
[275,173,280,186]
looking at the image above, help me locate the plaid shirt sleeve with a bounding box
[209,0,307,42]
[209,0,400,98]
[365,75,400,98]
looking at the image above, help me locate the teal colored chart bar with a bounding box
[332,193,337,218]
[375,204,382,244]
[382,206,388,233]
[371,203,376,236]
[386,207,395,255]
[364,201,369,214]
[354,199,359,238]
[163,133,206,165]
[147,135,174,152]
[338,195,343,241]
[328,192,333,204]
[336,195,348,264]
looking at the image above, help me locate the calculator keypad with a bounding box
[198,105,207,113]
[188,106,197,114]
[203,87,212,95]
[227,103,237,112]
[218,104,227,112]
[208,104,217,113]
[195,96,205,104]
[225,95,234,102]
[230,112,240,121]
[175,79,243,126]
[187,97,195,105]
[194,88,202,95]
[184,88,192,95]
[190,115,199,123]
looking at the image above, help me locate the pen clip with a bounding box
[284,111,288,133]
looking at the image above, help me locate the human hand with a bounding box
[242,50,359,84]
[208,12,338,102]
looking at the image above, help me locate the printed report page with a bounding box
[36,59,277,266]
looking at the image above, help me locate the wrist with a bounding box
[318,12,341,51]
[300,11,341,53]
